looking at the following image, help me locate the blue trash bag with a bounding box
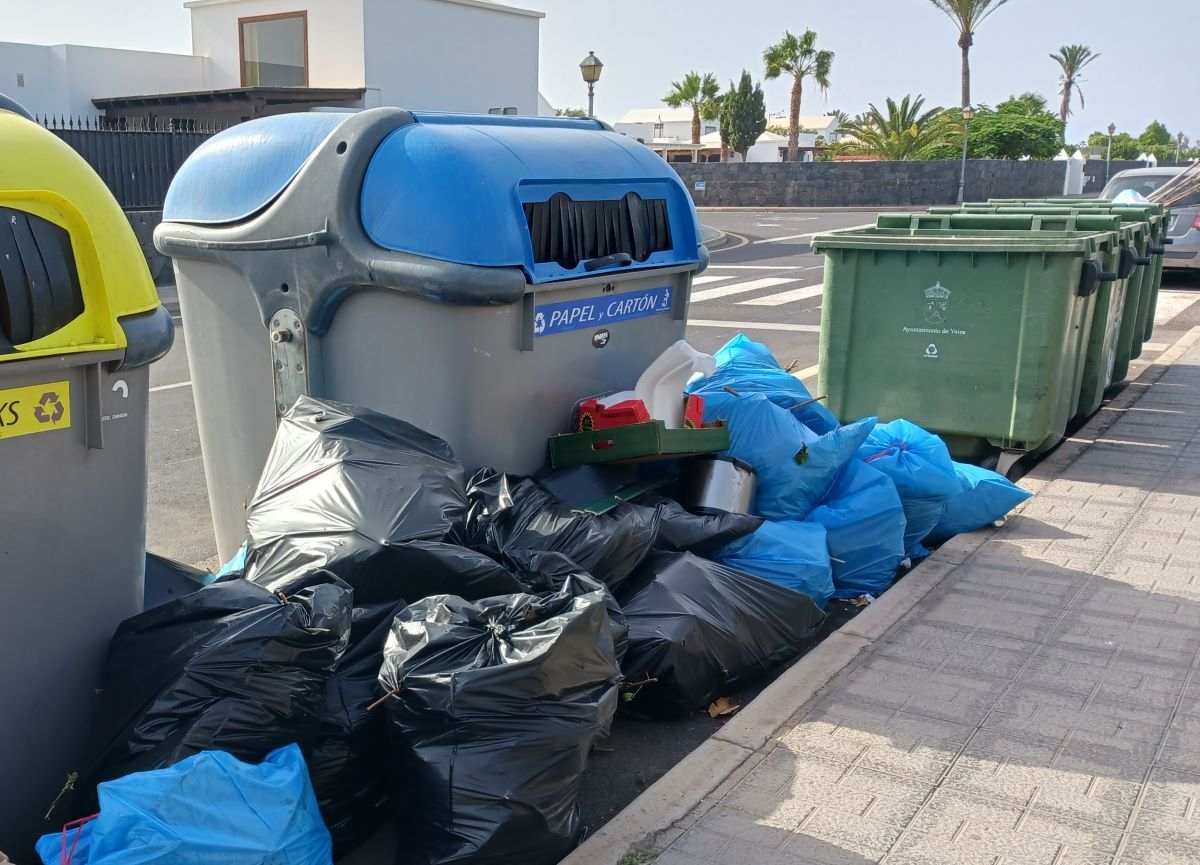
[856,419,961,558]
[722,394,874,521]
[715,520,835,609]
[215,542,248,579]
[687,333,840,434]
[36,745,332,865]
[805,460,907,599]
[925,461,1033,546]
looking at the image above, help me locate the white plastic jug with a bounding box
[635,340,716,427]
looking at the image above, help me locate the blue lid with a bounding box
[361,112,700,283]
[162,110,702,283]
[163,112,351,224]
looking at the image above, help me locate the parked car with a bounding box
[1101,167,1200,272]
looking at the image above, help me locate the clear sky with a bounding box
[4,0,1196,146]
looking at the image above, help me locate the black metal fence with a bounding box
[38,115,230,209]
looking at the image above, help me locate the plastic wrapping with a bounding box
[857,419,960,558]
[715,520,835,609]
[642,494,763,555]
[616,552,825,718]
[69,575,351,815]
[380,579,620,865]
[244,397,513,603]
[926,461,1032,546]
[502,548,629,663]
[687,333,839,433]
[722,394,874,521]
[37,745,332,865]
[464,468,660,592]
[806,461,907,598]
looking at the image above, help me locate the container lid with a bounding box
[162,110,703,285]
[812,225,1114,254]
[359,112,701,283]
[0,112,165,363]
[163,112,352,224]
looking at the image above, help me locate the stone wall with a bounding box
[670,160,1070,208]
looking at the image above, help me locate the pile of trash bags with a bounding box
[45,333,1032,864]
[690,336,1031,600]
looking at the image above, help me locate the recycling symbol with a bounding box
[33,391,64,424]
[533,312,547,335]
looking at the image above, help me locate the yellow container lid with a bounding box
[0,109,162,362]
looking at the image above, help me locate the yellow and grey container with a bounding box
[0,95,173,856]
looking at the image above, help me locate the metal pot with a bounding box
[679,455,756,515]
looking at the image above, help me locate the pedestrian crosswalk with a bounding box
[690,274,823,307]
[738,283,823,307]
[691,277,797,303]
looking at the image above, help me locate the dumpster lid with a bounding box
[359,112,702,283]
[162,110,703,285]
[0,112,170,365]
[163,112,352,225]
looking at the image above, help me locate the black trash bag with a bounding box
[244,397,522,603]
[463,467,661,593]
[309,599,405,858]
[143,551,211,609]
[502,548,629,664]
[301,550,523,857]
[616,552,825,719]
[639,494,764,556]
[68,572,352,815]
[380,579,621,865]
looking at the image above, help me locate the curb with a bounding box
[561,324,1200,865]
[699,225,729,250]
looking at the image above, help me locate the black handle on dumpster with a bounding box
[1135,254,1154,266]
[1117,248,1138,279]
[1078,260,1116,297]
[584,253,634,272]
[1147,245,1167,255]
[1163,237,1174,245]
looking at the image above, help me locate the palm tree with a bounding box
[929,0,1012,108]
[836,95,951,161]
[1051,44,1100,142]
[763,29,834,162]
[663,72,721,162]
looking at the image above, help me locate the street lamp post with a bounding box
[579,51,603,120]
[957,105,975,204]
[1106,122,1117,184]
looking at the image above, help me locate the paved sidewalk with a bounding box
[570,328,1200,865]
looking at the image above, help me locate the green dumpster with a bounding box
[812,216,1119,475]
[988,199,1170,350]
[886,211,1128,424]
[934,204,1150,392]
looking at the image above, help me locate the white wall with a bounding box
[615,119,714,144]
[363,0,540,114]
[0,42,60,116]
[188,0,365,89]
[0,42,206,118]
[60,45,207,111]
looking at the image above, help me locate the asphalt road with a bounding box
[142,207,1200,844]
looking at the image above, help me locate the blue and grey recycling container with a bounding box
[155,109,707,560]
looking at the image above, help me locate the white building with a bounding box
[613,107,719,147]
[615,107,838,162]
[0,0,542,124]
[768,113,843,143]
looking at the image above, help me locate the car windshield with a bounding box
[1103,175,1175,199]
